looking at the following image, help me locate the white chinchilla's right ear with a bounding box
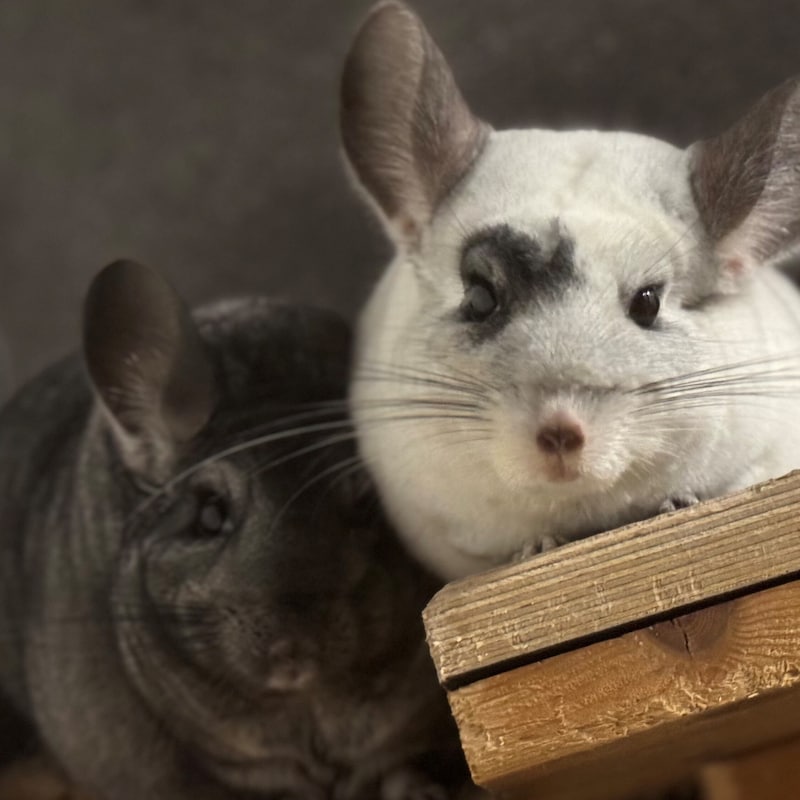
[340,1,489,245]
[83,260,216,480]
[690,77,800,286]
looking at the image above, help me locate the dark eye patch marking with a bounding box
[458,223,578,339]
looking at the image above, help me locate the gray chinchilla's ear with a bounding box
[690,77,800,287]
[83,260,216,479]
[340,1,489,245]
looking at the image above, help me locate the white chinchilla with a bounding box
[341,1,800,580]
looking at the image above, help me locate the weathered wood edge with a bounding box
[423,469,800,688]
[446,579,800,799]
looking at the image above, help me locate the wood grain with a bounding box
[425,469,800,688]
[447,579,800,799]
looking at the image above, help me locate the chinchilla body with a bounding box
[0,261,465,800]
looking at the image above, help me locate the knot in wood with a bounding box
[647,604,732,657]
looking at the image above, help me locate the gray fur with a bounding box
[0,261,469,799]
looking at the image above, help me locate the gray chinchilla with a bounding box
[0,260,471,800]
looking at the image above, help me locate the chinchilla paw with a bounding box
[513,534,568,563]
[659,492,700,514]
[380,770,448,800]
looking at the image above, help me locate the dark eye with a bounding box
[463,279,498,322]
[195,494,232,537]
[628,285,661,328]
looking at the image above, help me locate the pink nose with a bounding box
[536,421,585,455]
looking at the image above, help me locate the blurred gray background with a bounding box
[1,0,799,390]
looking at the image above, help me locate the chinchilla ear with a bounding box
[690,77,800,287]
[83,260,216,479]
[340,1,489,246]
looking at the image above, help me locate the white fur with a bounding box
[351,129,800,580]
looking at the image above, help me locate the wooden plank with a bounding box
[424,469,800,688]
[447,579,800,799]
[701,736,800,800]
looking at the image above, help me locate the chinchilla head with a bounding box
[80,261,446,788]
[341,2,800,574]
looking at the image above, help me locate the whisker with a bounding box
[633,351,800,395]
[356,362,495,399]
[268,455,366,533]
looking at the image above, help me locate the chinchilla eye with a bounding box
[628,285,661,328]
[463,279,498,322]
[195,493,232,537]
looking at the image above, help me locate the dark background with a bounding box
[1,0,799,391]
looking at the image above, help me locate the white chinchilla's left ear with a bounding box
[340,1,490,246]
[690,77,800,283]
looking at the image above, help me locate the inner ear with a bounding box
[83,260,216,476]
[690,76,800,276]
[340,1,489,244]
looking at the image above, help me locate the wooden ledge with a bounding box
[424,469,800,689]
[447,579,800,799]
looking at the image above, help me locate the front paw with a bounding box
[380,770,448,800]
[658,492,700,514]
[512,534,569,563]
